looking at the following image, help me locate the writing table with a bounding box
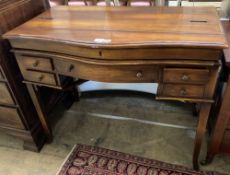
[3,6,227,170]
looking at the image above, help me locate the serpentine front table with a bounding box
[3,6,227,170]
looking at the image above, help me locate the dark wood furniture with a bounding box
[3,6,227,170]
[0,0,50,151]
[0,0,76,152]
[203,21,230,164]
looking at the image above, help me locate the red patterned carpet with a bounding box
[57,144,221,175]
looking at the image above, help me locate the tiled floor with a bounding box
[0,91,229,175]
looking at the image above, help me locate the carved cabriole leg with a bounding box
[26,84,53,141]
[193,103,212,170]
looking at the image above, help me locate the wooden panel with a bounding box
[17,55,53,71]
[0,106,24,129]
[10,41,222,61]
[0,82,15,105]
[0,0,48,35]
[206,75,230,160]
[163,68,209,84]
[0,68,4,80]
[3,6,227,49]
[227,119,230,130]
[222,21,230,68]
[23,70,57,85]
[54,57,159,83]
[220,130,230,154]
[161,84,205,98]
[0,0,51,151]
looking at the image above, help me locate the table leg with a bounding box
[26,84,53,141]
[202,75,230,165]
[192,103,200,117]
[193,103,211,170]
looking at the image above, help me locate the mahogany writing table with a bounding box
[3,6,227,170]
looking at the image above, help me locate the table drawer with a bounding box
[23,70,57,85]
[54,58,159,83]
[163,68,209,84]
[0,82,15,105]
[17,55,53,71]
[0,106,24,129]
[161,84,205,98]
[220,130,230,154]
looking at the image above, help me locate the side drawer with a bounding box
[0,106,24,129]
[54,58,159,83]
[16,55,53,72]
[22,70,57,86]
[160,84,205,98]
[163,68,209,84]
[0,82,15,105]
[220,130,230,154]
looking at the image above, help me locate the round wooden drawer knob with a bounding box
[33,60,39,67]
[180,89,187,96]
[136,71,143,78]
[68,64,75,72]
[38,74,44,81]
[181,74,189,81]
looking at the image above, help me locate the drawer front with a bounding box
[0,82,15,105]
[17,55,53,71]
[163,68,209,84]
[22,70,57,85]
[220,130,230,154]
[161,84,204,98]
[0,106,24,129]
[54,58,159,83]
[12,41,221,61]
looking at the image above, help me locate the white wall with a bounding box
[79,81,158,94]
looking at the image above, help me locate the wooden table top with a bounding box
[4,6,228,49]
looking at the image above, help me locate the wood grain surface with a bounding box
[4,6,227,49]
[222,21,230,67]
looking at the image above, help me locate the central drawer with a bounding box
[0,106,24,129]
[54,58,159,83]
[0,82,15,105]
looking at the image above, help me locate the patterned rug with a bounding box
[57,144,221,175]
